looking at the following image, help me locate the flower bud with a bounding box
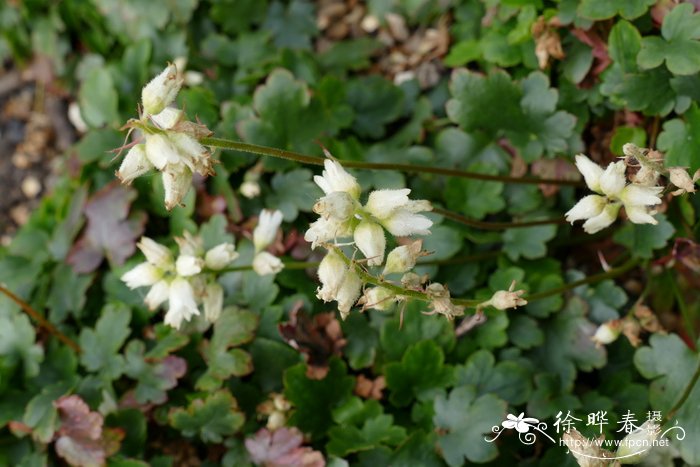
[204,243,238,270]
[488,286,527,310]
[117,144,153,184]
[121,263,162,289]
[145,133,181,170]
[313,191,356,221]
[317,249,348,302]
[175,254,204,277]
[252,251,284,276]
[592,320,621,347]
[150,107,184,130]
[668,167,696,195]
[383,240,422,275]
[137,237,172,269]
[175,231,203,257]
[141,63,183,116]
[163,166,193,211]
[616,421,660,464]
[353,220,386,266]
[358,287,396,311]
[165,277,199,329]
[169,132,213,176]
[203,281,224,322]
[253,209,283,253]
[314,159,361,199]
[336,269,362,320]
[240,180,261,198]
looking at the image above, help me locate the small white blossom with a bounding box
[567,154,662,233]
[592,320,621,347]
[203,281,224,322]
[165,277,200,329]
[364,189,433,236]
[253,209,283,253]
[316,249,348,302]
[313,191,356,221]
[383,240,422,275]
[145,133,181,170]
[175,254,203,277]
[304,216,354,249]
[141,63,183,116]
[353,220,386,266]
[121,263,162,289]
[314,159,361,199]
[204,243,238,270]
[335,269,362,320]
[117,144,153,184]
[252,251,284,276]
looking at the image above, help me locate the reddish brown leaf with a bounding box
[279,306,346,380]
[68,182,145,273]
[531,158,581,196]
[245,427,325,467]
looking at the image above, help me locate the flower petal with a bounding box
[575,154,604,193]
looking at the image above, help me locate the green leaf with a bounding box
[79,304,131,380]
[23,381,73,443]
[265,169,320,221]
[196,307,258,390]
[608,20,642,73]
[657,103,700,172]
[47,264,93,323]
[455,350,532,405]
[502,223,557,261]
[79,67,119,128]
[612,213,675,259]
[444,164,505,220]
[638,4,700,75]
[169,390,245,443]
[433,385,507,465]
[341,313,379,370]
[610,126,647,156]
[444,40,481,67]
[124,341,186,404]
[384,340,454,407]
[380,302,455,361]
[508,314,545,349]
[284,358,354,440]
[263,0,317,50]
[634,334,700,465]
[0,310,44,378]
[578,0,655,20]
[347,76,404,139]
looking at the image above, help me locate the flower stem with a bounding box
[0,285,81,353]
[432,206,566,230]
[201,137,582,186]
[524,257,640,302]
[664,357,700,424]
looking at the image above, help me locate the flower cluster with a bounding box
[306,158,438,318]
[565,154,663,234]
[252,209,284,276]
[117,64,214,210]
[121,234,238,329]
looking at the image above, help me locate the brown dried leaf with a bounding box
[68,183,145,273]
[634,303,666,334]
[570,28,611,76]
[279,307,346,380]
[354,374,386,400]
[245,427,325,467]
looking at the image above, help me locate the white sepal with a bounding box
[141,63,183,116]
[313,191,356,221]
[150,107,183,130]
[163,166,193,211]
[364,189,411,219]
[353,220,385,266]
[144,280,170,310]
[574,154,604,193]
[121,262,162,289]
[204,243,238,270]
[252,251,284,276]
[582,203,620,234]
[383,240,422,275]
[313,159,361,199]
[137,237,172,269]
[175,254,204,277]
[253,209,283,253]
[145,133,181,170]
[165,277,200,329]
[599,160,627,198]
[336,269,362,319]
[203,281,224,323]
[564,195,606,224]
[316,249,347,302]
[117,144,152,184]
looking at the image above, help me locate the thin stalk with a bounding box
[671,277,697,342]
[525,257,640,302]
[433,207,566,230]
[664,357,700,424]
[0,285,81,353]
[201,137,583,187]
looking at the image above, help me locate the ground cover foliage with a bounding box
[1,0,700,466]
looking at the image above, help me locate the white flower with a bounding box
[203,281,224,322]
[364,189,433,236]
[165,278,199,329]
[121,263,162,289]
[176,254,203,277]
[335,269,362,319]
[592,320,621,347]
[252,251,284,276]
[383,240,422,275]
[137,237,172,269]
[169,132,213,176]
[117,144,153,184]
[162,165,193,210]
[353,220,385,266]
[616,421,660,464]
[253,209,283,253]
[582,203,620,234]
[482,281,527,310]
[313,191,356,221]
[205,243,238,270]
[314,159,361,199]
[568,154,663,233]
[316,249,348,302]
[150,107,183,130]
[144,280,170,310]
[141,63,183,116]
[175,231,203,257]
